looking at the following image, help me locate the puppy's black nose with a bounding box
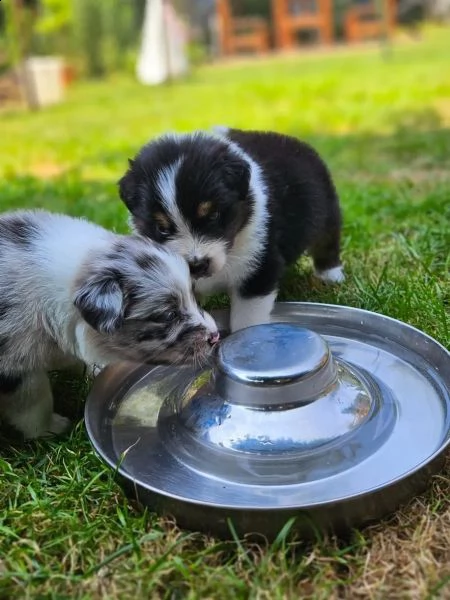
[189,257,210,278]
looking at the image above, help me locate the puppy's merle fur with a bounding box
[119,127,344,332]
[0,210,218,439]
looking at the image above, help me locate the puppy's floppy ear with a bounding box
[118,162,139,212]
[223,156,251,200]
[73,273,125,334]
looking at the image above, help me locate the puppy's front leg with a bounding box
[49,354,87,377]
[0,371,70,439]
[230,289,277,332]
[230,254,282,332]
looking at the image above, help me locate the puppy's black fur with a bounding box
[119,134,253,246]
[119,128,343,331]
[229,128,342,299]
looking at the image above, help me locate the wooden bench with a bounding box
[216,0,270,56]
[344,0,396,42]
[272,0,334,50]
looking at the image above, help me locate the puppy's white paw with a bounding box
[89,363,105,378]
[47,413,71,436]
[315,265,345,284]
[230,291,277,332]
[23,414,71,439]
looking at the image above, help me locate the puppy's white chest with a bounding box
[194,248,257,298]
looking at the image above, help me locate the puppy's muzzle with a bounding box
[189,257,211,278]
[208,331,220,346]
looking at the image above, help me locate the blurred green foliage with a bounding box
[0,0,144,77]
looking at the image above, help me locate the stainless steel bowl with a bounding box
[85,303,450,539]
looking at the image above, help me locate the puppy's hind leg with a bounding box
[311,226,345,284]
[0,371,71,439]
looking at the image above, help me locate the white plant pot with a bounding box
[20,56,65,109]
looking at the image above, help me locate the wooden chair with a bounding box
[216,0,270,56]
[344,0,396,43]
[271,0,334,50]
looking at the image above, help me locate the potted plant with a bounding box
[5,0,69,109]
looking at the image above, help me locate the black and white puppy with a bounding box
[0,210,218,439]
[119,127,344,332]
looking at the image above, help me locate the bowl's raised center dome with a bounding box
[157,323,395,483]
[217,323,330,386]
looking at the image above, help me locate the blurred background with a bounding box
[1,5,449,595]
[0,0,449,108]
[0,0,449,233]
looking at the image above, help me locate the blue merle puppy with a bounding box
[118,127,344,332]
[0,210,219,438]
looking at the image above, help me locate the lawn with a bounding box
[0,26,450,599]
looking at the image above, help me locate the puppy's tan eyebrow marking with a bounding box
[197,201,213,219]
[153,211,171,229]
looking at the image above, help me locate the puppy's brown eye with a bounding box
[197,201,220,221]
[156,223,170,237]
[153,212,172,238]
[157,310,177,323]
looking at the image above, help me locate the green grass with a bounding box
[0,26,450,599]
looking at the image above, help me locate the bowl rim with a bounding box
[84,301,450,512]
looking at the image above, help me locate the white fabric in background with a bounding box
[136,0,189,86]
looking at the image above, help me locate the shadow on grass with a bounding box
[0,119,448,448]
[1,116,447,273]
[68,105,448,170]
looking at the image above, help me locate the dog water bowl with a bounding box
[85,303,450,539]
